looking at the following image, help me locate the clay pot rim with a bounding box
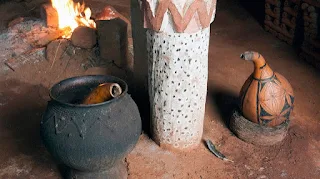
[49,75,128,108]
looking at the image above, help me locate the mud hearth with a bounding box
[1,2,132,73]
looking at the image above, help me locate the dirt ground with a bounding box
[0,0,319,179]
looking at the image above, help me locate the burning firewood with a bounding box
[40,0,96,39]
[40,3,59,28]
[33,27,71,47]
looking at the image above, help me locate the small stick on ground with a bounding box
[50,40,62,69]
[206,139,234,163]
[4,62,15,71]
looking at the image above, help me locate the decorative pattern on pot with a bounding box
[140,0,217,150]
[229,52,294,146]
[239,51,295,127]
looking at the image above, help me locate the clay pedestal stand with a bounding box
[230,109,290,146]
[140,0,217,150]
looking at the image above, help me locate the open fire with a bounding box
[51,0,96,38]
[1,0,131,73]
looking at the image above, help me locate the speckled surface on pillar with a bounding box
[147,28,210,149]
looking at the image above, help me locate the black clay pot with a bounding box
[40,75,142,179]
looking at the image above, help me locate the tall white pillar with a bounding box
[140,0,217,150]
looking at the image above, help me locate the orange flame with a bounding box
[51,0,96,38]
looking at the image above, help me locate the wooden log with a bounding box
[40,3,59,28]
[33,27,71,47]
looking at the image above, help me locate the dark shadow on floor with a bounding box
[209,88,239,128]
[0,79,61,177]
[131,87,151,136]
[130,0,150,136]
[239,0,265,26]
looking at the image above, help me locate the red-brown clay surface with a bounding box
[0,0,319,179]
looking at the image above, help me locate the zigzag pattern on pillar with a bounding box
[142,0,216,32]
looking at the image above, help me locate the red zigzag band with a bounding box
[142,0,216,33]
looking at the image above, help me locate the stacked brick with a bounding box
[264,0,282,37]
[280,0,303,45]
[299,0,320,68]
[264,0,319,69]
[264,0,304,45]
